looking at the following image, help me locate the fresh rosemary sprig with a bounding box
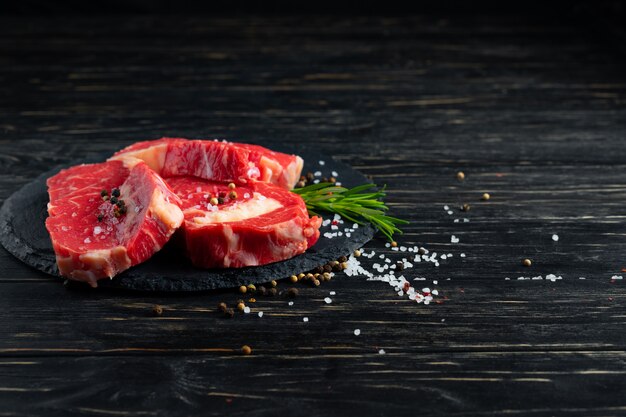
[292,182,408,242]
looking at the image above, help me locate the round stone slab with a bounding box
[0,151,375,292]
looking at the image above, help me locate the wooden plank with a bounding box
[0,351,625,416]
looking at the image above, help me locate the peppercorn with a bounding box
[338,255,347,263]
[290,275,298,283]
[112,188,120,197]
[270,280,277,287]
[313,279,321,287]
[248,298,256,303]
[322,272,331,281]
[210,197,219,205]
[229,191,237,200]
[396,261,405,271]
[322,177,328,183]
[332,262,342,272]
[110,196,118,205]
[340,262,348,270]
[237,302,245,311]
[119,206,127,215]
[297,273,305,279]
[457,171,465,181]
[391,241,398,248]
[314,265,324,274]
[241,345,252,355]
[461,203,470,212]
[296,181,306,188]
[418,247,426,255]
[306,172,315,182]
[152,305,163,316]
[353,249,361,257]
[482,192,491,201]
[217,302,228,312]
[228,183,236,190]
[100,190,108,197]
[257,286,267,296]
[247,284,256,293]
[287,287,299,297]
[218,197,225,205]
[239,285,247,294]
[97,214,104,222]
[224,308,235,318]
[323,264,332,273]
[306,273,315,280]
[267,287,277,296]
[329,177,337,184]
[522,258,532,267]
[299,175,306,182]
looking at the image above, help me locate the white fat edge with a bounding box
[287,156,304,188]
[192,193,281,224]
[110,146,167,173]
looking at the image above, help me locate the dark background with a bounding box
[2,1,626,416]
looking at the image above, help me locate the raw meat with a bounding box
[45,159,184,287]
[166,176,321,268]
[110,138,303,189]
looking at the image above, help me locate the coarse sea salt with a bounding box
[319,160,325,166]
[354,329,361,336]
[288,301,294,306]
[451,235,459,243]
[258,312,264,317]
[611,275,623,280]
[324,297,332,304]
[303,317,309,322]
[243,306,251,314]
[378,349,386,355]
[552,234,559,242]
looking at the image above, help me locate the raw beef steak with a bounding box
[166,176,322,268]
[45,159,184,286]
[110,138,303,189]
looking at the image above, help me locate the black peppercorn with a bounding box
[112,188,120,197]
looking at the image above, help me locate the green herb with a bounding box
[292,182,408,242]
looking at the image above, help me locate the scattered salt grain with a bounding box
[378,349,386,355]
[451,235,459,243]
[330,291,336,295]
[314,171,322,177]
[447,210,453,215]
[579,277,586,280]
[460,253,466,258]
[313,179,320,184]
[324,297,332,304]
[444,205,449,210]
[288,301,294,306]
[354,329,361,336]
[303,317,309,322]
[611,275,623,280]
[244,193,250,199]
[243,306,251,314]
[258,312,264,317]
[93,226,102,235]
[83,237,91,244]
[319,160,325,166]
[332,171,339,177]
[552,234,559,242]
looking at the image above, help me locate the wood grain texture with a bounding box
[0,14,626,416]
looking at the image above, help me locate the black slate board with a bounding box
[0,152,375,292]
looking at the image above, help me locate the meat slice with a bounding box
[45,159,184,287]
[110,138,303,189]
[166,176,321,269]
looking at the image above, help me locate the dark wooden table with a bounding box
[1,14,626,416]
